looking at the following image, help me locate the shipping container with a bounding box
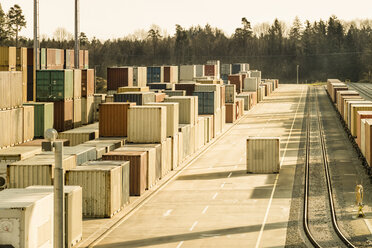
[350,105,372,136]
[0,46,16,71]
[193,91,217,115]
[345,101,371,127]
[102,151,147,196]
[221,105,226,131]
[7,153,76,188]
[79,50,84,69]
[82,160,130,208]
[147,66,161,83]
[338,95,362,115]
[114,92,155,105]
[0,146,41,162]
[117,86,149,93]
[81,69,94,97]
[73,69,82,98]
[83,138,123,153]
[59,123,98,146]
[83,50,89,69]
[133,67,147,87]
[365,119,372,166]
[179,124,192,158]
[236,98,244,119]
[178,132,183,163]
[63,146,97,166]
[36,70,73,101]
[220,85,225,107]
[0,71,23,110]
[214,108,222,137]
[73,98,82,128]
[204,64,216,77]
[19,138,70,147]
[221,64,231,75]
[246,137,280,173]
[171,134,179,170]
[16,47,28,102]
[196,117,205,150]
[165,138,172,174]
[27,65,34,101]
[225,103,236,123]
[23,102,54,138]
[64,49,74,69]
[93,94,106,122]
[195,84,221,110]
[356,111,372,147]
[40,48,46,69]
[225,84,236,103]
[243,77,258,92]
[127,106,167,143]
[26,185,82,248]
[155,92,166,102]
[175,83,196,96]
[82,95,94,124]
[99,102,134,137]
[179,65,196,81]
[0,189,53,248]
[362,119,368,157]
[107,67,133,91]
[65,165,123,218]
[115,147,156,189]
[164,90,186,97]
[23,105,35,142]
[164,96,196,125]
[54,99,73,132]
[145,102,179,137]
[343,99,366,121]
[237,93,250,110]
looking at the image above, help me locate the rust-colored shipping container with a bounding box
[102,151,147,196]
[332,86,348,103]
[204,65,215,77]
[340,95,363,117]
[99,103,135,137]
[163,66,170,83]
[220,85,225,107]
[155,93,166,102]
[27,48,34,66]
[225,103,236,123]
[236,99,244,119]
[82,69,94,96]
[228,75,242,93]
[356,111,372,147]
[107,67,133,91]
[54,100,73,132]
[175,83,196,96]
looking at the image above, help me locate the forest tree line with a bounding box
[1,3,372,83]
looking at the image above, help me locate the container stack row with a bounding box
[326,79,372,168]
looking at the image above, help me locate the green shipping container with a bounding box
[36,70,73,101]
[24,102,54,137]
[40,48,46,69]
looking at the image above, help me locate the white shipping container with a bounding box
[65,165,123,218]
[0,71,23,110]
[190,125,196,154]
[0,189,54,248]
[221,105,226,131]
[23,106,34,142]
[225,84,236,103]
[127,106,167,143]
[0,146,41,162]
[82,96,94,125]
[195,65,204,77]
[59,124,99,146]
[133,66,147,87]
[0,110,11,148]
[7,154,76,188]
[213,108,222,137]
[171,134,179,170]
[145,102,179,137]
[11,108,24,146]
[164,96,195,125]
[165,138,172,174]
[178,132,183,164]
[180,65,196,81]
[246,137,280,173]
[196,117,205,150]
[243,77,258,92]
[26,186,82,248]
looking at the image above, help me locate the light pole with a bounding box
[297,65,299,84]
[33,0,39,101]
[75,0,80,69]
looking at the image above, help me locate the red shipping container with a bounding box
[225,103,236,123]
[82,69,94,96]
[228,75,242,93]
[107,67,134,91]
[204,65,215,77]
[53,100,73,132]
[163,66,170,83]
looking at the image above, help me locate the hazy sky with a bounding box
[2,0,372,40]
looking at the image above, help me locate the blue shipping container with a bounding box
[147,67,161,84]
[192,91,216,115]
[232,64,242,74]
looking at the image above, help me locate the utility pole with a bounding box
[33,0,39,101]
[297,65,299,84]
[74,0,80,69]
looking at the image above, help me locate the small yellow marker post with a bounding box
[356,184,365,218]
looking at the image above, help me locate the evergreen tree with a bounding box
[7,4,26,47]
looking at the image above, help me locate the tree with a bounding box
[0,3,7,43]
[147,26,162,61]
[7,4,26,47]
[53,27,73,42]
[175,24,189,63]
[79,32,89,48]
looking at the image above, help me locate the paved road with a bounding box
[92,84,307,248]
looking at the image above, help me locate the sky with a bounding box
[2,0,372,40]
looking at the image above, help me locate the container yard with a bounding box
[2,1,372,247]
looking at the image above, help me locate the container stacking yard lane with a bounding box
[90,84,306,248]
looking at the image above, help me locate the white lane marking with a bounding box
[254,86,305,248]
[221,182,226,188]
[239,157,243,162]
[227,172,232,178]
[234,165,238,169]
[190,221,198,231]
[202,206,209,214]
[163,209,173,217]
[176,241,184,248]
[364,219,372,234]
[212,192,218,200]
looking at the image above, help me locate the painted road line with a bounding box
[163,209,173,217]
[176,241,184,248]
[221,182,226,188]
[190,221,198,231]
[227,172,232,178]
[202,206,209,214]
[254,86,305,248]
[212,192,218,200]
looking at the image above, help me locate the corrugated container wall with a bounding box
[145,102,179,137]
[23,102,54,138]
[99,102,135,137]
[179,65,196,81]
[246,137,280,173]
[127,106,167,143]
[164,96,196,125]
[82,69,94,97]
[0,46,16,71]
[36,70,73,101]
[107,67,133,91]
[23,105,34,142]
[54,100,73,132]
[82,96,94,125]
[0,71,23,110]
[114,92,155,105]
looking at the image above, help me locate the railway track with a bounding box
[303,87,356,248]
[349,83,372,100]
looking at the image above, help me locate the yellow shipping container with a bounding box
[0,46,16,71]
[16,47,28,102]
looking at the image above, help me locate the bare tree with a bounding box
[53,27,73,42]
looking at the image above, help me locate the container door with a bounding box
[51,71,65,100]
[36,70,51,101]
